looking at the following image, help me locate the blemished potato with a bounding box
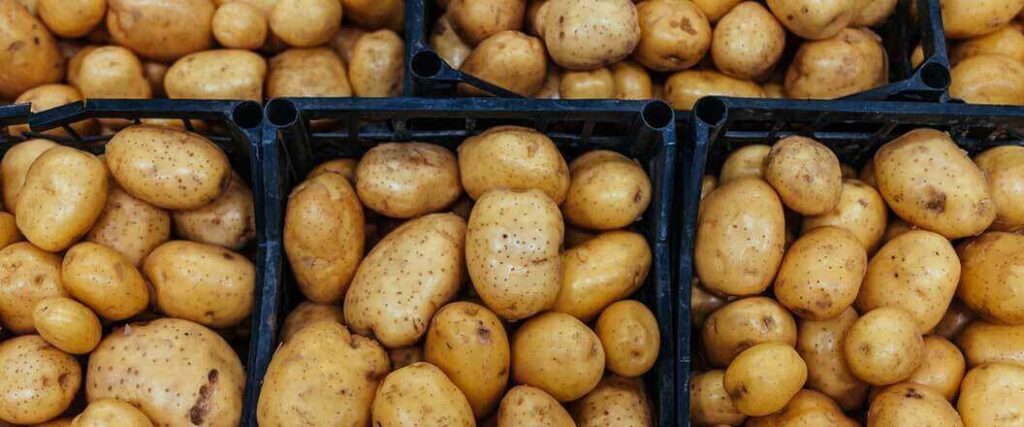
[957,321,1024,368]
[165,49,266,101]
[0,213,21,249]
[85,186,170,267]
[857,230,960,333]
[468,189,563,321]
[344,214,465,348]
[257,321,389,426]
[512,312,605,402]
[73,399,154,427]
[269,0,341,47]
[974,146,1024,230]
[843,307,924,386]
[539,0,641,70]
[611,60,654,99]
[267,48,352,98]
[331,26,368,65]
[0,335,80,425]
[0,138,58,211]
[785,28,888,100]
[16,146,108,252]
[950,54,1024,105]
[702,296,797,367]
[693,0,743,22]
[497,385,575,427]
[764,135,842,215]
[342,0,404,31]
[797,307,868,411]
[32,297,101,355]
[75,46,152,100]
[746,389,858,427]
[459,126,569,202]
[425,302,509,418]
[0,0,63,100]
[689,370,746,426]
[906,335,966,401]
[372,362,475,427]
[934,299,975,340]
[284,172,365,304]
[88,318,244,427]
[388,346,424,370]
[941,0,1024,39]
[875,128,996,239]
[719,144,770,183]
[559,67,615,99]
[950,25,1024,65]
[663,70,766,110]
[851,0,897,26]
[690,278,727,329]
[867,382,963,427]
[766,0,855,40]
[553,231,651,321]
[632,0,711,72]
[308,158,357,182]
[562,150,651,230]
[595,300,659,378]
[37,0,104,38]
[172,174,255,250]
[431,15,472,69]
[958,363,1024,427]
[9,84,96,138]
[144,240,255,328]
[801,179,888,253]
[278,301,343,341]
[724,343,808,417]
[712,2,786,80]
[61,242,151,321]
[212,2,268,50]
[774,226,866,320]
[447,0,525,45]
[572,375,653,426]
[355,143,461,218]
[349,29,405,97]
[0,243,66,334]
[694,178,785,296]
[107,0,214,62]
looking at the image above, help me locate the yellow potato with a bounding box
[497,385,574,427]
[941,0,1024,39]
[956,321,1024,368]
[349,29,405,97]
[355,143,461,218]
[266,48,352,98]
[934,299,975,340]
[719,144,770,183]
[172,174,255,250]
[512,312,605,402]
[37,0,104,38]
[32,297,101,355]
[746,389,858,427]
[700,175,718,201]
[0,138,58,211]
[797,307,868,411]
[906,335,966,401]
[690,278,727,329]
[431,15,472,69]
[595,300,659,378]
[9,84,95,138]
[883,214,914,243]
[107,0,215,62]
[689,370,746,426]
[372,362,475,427]
[458,126,570,202]
[712,2,786,80]
[553,231,651,321]
[562,150,651,230]
[342,0,404,31]
[61,242,150,321]
[165,49,266,101]
[843,307,924,386]
[0,212,21,249]
[0,0,63,100]
[867,382,962,427]
[724,343,808,417]
[851,0,897,26]
[0,335,80,425]
[534,65,562,99]
[774,226,866,320]
[960,232,1024,323]
[85,186,170,267]
[37,418,73,427]
[0,243,66,334]
[950,54,1024,105]
[559,67,615,99]
[632,0,711,72]
[974,145,1024,231]
[539,0,641,70]
[702,296,797,367]
[269,0,341,47]
[801,179,888,253]
[331,26,367,65]
[73,399,154,427]
[572,375,653,426]
[307,158,357,182]
[766,0,855,39]
[959,363,1024,427]
[75,46,152,100]
[785,28,889,99]
[278,301,343,341]
[447,0,525,45]
[388,346,424,370]
[611,60,654,99]
[693,0,743,22]
[950,25,1024,65]
[16,146,107,252]
[212,2,268,50]
[663,70,765,110]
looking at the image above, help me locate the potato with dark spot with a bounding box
[342,0,404,31]
[9,84,96,138]
[766,0,855,40]
[663,70,765,110]
[497,385,574,427]
[85,186,170,267]
[73,399,154,427]
[212,2,268,50]
[802,179,888,253]
[632,0,711,72]
[702,296,797,367]
[560,67,615,99]
[689,370,745,426]
[957,321,1024,369]
[459,31,547,97]
[868,382,963,427]
[447,0,525,45]
[562,150,651,230]
[974,146,1024,231]
[0,0,63,100]
[107,0,214,62]
[173,174,255,250]
[906,335,966,401]
[572,375,653,426]
[513,312,605,401]
[0,243,66,334]
[797,307,868,411]
[32,297,101,355]
[75,46,152,101]
[958,363,1024,427]
[539,0,640,70]
[372,362,475,426]
[719,144,769,183]
[355,143,461,218]
[941,0,1024,39]
[431,15,472,69]
[595,300,660,377]
[0,139,57,211]
[745,389,858,427]
[165,49,266,101]
[724,343,807,417]
[774,226,866,320]
[950,54,1024,105]
[712,2,786,80]
[851,0,897,26]
[843,307,924,386]
[268,0,340,47]
[0,335,80,425]
[785,28,888,100]
[553,231,651,322]
[279,301,343,341]
[611,60,654,99]
[349,29,405,97]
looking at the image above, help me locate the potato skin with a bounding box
[711,2,785,80]
[372,362,475,427]
[867,382,963,427]
[960,235,1024,325]
[349,29,405,97]
[107,0,215,62]
[690,279,727,329]
[632,0,711,72]
[85,186,170,267]
[956,321,1024,369]
[61,242,150,321]
[689,370,745,426]
[553,231,651,322]
[172,174,254,250]
[664,70,765,110]
[75,46,152,100]
[0,243,66,334]
[766,0,855,40]
[843,307,924,386]
[934,299,975,340]
[512,312,605,402]
[212,2,267,50]
[559,68,615,99]
[950,54,1024,105]
[266,48,352,98]
[941,0,1024,39]
[73,399,154,427]
[702,296,797,367]
[540,0,641,70]
[0,335,81,425]
[388,347,424,370]
[497,385,575,427]
[257,321,390,427]
[974,146,1024,230]
[719,144,769,183]
[37,0,104,38]
[0,213,21,249]
[851,0,897,26]
[775,226,866,320]
[458,126,570,203]
[307,158,357,182]
[278,301,343,342]
[724,342,807,417]
[611,60,654,99]
[165,49,266,101]
[447,0,525,45]
[32,297,101,355]
[764,136,842,215]
[784,28,888,100]
[746,389,858,427]
[342,0,404,31]
[269,0,341,47]
[0,138,58,212]
[572,375,653,427]
[797,307,868,411]
[355,143,462,218]
[10,84,95,138]
[595,300,659,378]
[957,363,1024,427]
[801,179,888,253]
[562,150,651,230]
[950,25,1024,65]
[0,0,63,100]
[431,14,472,69]
[906,335,966,402]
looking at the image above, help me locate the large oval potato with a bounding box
[87,318,244,427]
[867,382,963,427]
[843,307,924,386]
[797,307,868,411]
[344,214,465,348]
[257,321,390,426]
[702,296,797,367]
[165,49,266,101]
[0,242,66,334]
[0,0,63,100]
[950,54,1024,105]
[689,370,746,426]
[595,300,659,378]
[552,231,651,321]
[766,0,855,39]
[774,226,865,320]
[85,186,170,267]
[785,28,888,100]
[468,189,563,321]
[719,144,769,183]
[974,146,1024,231]
[16,146,107,252]
[539,0,640,70]
[144,241,254,328]
[349,29,405,97]
[37,0,105,38]
[372,362,475,427]
[278,301,343,341]
[447,0,525,44]
[711,2,785,80]
[355,143,461,218]
[512,312,605,402]
[874,128,995,239]
[801,179,888,253]
[73,399,154,427]
[957,363,1024,427]
[1,138,58,211]
[724,342,807,417]
[268,0,341,47]
[458,126,570,203]
[107,0,215,62]
[212,2,268,50]
[956,320,1024,369]
[342,0,403,31]
[497,385,575,427]
[460,31,548,97]
[941,0,1024,39]
[172,174,255,250]
[694,178,785,296]
[32,297,101,355]
[764,136,843,215]
[663,70,765,110]
[0,335,80,425]
[906,335,966,402]
[958,232,1024,324]
[266,48,352,98]
[75,46,152,100]
[562,150,652,230]
[632,0,711,72]
[572,375,653,426]
[61,242,150,321]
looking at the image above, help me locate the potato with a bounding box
[258,321,389,426]
[345,214,465,348]
[719,144,769,183]
[957,321,1024,368]
[559,67,615,99]
[690,279,727,329]
[774,226,866,320]
[632,0,711,72]
[875,128,996,239]
[284,172,364,304]
[354,143,461,218]
[0,335,80,425]
[851,0,897,26]
[700,175,718,201]
[342,0,404,31]
[694,178,785,296]
[75,46,152,100]
[883,214,913,243]
[950,54,1024,105]
[9,84,96,138]
[432,15,472,69]
[975,146,1024,230]
[524,0,547,34]
[724,343,807,416]
[388,346,424,370]
[278,301,343,342]
[941,0,1024,39]
[785,28,888,100]
[958,363,1024,427]
[265,48,351,99]
[689,370,746,426]
[60,242,150,321]
[447,0,525,45]
[88,318,244,427]
[308,158,357,182]
[497,385,574,427]
[562,150,651,230]
[535,65,562,99]
[16,146,107,252]
[867,382,963,427]
[905,335,966,402]
[595,300,659,378]
[37,0,104,38]
[512,312,604,401]
[468,189,563,320]
[13,0,34,14]
[663,70,765,110]
[37,418,73,427]
[801,179,888,253]
[172,174,254,250]
[572,375,652,426]
[843,307,924,386]
[0,243,66,334]
[934,299,975,340]
[693,0,742,22]
[950,26,1024,65]
[746,389,858,427]
[372,362,475,427]
[539,0,641,70]
[611,60,653,99]
[702,296,797,367]
[349,29,405,97]
[73,399,154,427]
[459,127,569,202]
[269,0,340,47]
[0,138,57,211]
[425,302,509,418]
[0,0,63,100]
[712,2,786,80]
[30,296,100,356]
[553,231,651,321]
[0,213,21,249]
[331,26,367,65]
[85,186,170,267]
[797,307,868,411]
[766,0,854,39]
[212,2,268,50]
[107,0,214,62]
[165,49,266,101]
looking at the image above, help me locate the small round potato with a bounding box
[73,399,154,427]
[0,242,66,334]
[867,382,962,427]
[632,0,711,72]
[906,335,966,402]
[775,226,866,320]
[702,296,797,367]
[0,0,63,100]
[802,179,888,253]
[689,370,746,426]
[784,28,889,100]
[512,312,605,402]
[851,0,897,26]
[1,138,58,211]
[372,363,475,427]
[349,29,405,97]
[957,321,1024,369]
[559,67,615,99]
[355,143,461,218]
[719,144,770,183]
[342,0,404,31]
[712,2,786,80]
[562,150,651,230]
[172,174,255,250]
[107,0,215,62]
[554,231,651,321]
[724,343,807,417]
[267,48,352,98]
[934,299,975,340]
[843,307,924,386]
[61,242,150,321]
[278,301,343,341]
[431,15,472,69]
[974,146,1024,231]
[940,0,1024,39]
[0,335,81,425]
[10,84,95,138]
[595,300,660,377]
[663,70,766,110]
[797,307,868,411]
[766,0,855,40]
[497,385,575,427]
[611,60,654,99]
[958,232,1024,325]
[447,0,525,45]
[37,0,105,38]
[572,375,653,426]
[75,46,152,101]
[269,0,341,47]
[212,2,268,50]
[32,297,101,355]
[950,25,1024,65]
[458,126,570,203]
[950,54,1024,105]
[958,363,1024,427]
[165,49,266,101]
[85,186,170,267]
[539,0,641,70]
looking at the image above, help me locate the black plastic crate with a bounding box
[0,103,31,142]
[675,96,1024,426]
[256,96,677,426]
[406,0,950,102]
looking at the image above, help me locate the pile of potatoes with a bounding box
[0,123,257,426]
[431,0,897,106]
[258,125,662,425]
[941,0,1024,105]
[690,128,1024,426]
